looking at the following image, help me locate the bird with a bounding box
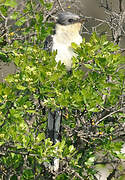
[44,11,84,70]
[44,11,84,172]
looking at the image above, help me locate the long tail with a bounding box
[48,109,62,172]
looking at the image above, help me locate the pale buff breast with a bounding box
[52,23,82,70]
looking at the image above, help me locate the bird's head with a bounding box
[56,12,85,36]
[57,11,85,25]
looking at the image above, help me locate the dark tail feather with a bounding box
[47,109,62,172]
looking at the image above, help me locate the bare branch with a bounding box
[119,0,123,12]
[95,107,125,125]
[57,0,64,11]
[0,10,6,20]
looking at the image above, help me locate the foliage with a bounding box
[0,0,125,179]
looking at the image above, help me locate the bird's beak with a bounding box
[79,16,86,23]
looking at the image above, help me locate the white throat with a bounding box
[52,23,82,70]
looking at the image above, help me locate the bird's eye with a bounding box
[68,19,74,23]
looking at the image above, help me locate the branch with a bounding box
[43,1,57,22]
[95,107,125,125]
[0,149,37,157]
[57,0,64,11]
[0,10,6,20]
[119,0,123,12]
[100,0,112,11]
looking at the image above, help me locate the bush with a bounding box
[0,1,125,179]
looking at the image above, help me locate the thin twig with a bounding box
[119,0,123,12]
[0,10,6,19]
[95,107,125,125]
[57,0,64,11]
[43,2,57,22]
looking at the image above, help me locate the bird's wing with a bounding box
[44,35,53,52]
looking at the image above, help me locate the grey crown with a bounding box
[57,11,80,25]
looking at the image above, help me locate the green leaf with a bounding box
[36,133,45,143]
[4,0,17,7]
[88,107,99,112]
[26,110,37,114]
[16,85,26,90]
[39,0,44,5]
[84,64,93,69]
[85,156,95,166]
[15,17,27,26]
[0,52,10,62]
[69,145,75,153]
[10,12,19,20]
[71,42,78,49]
